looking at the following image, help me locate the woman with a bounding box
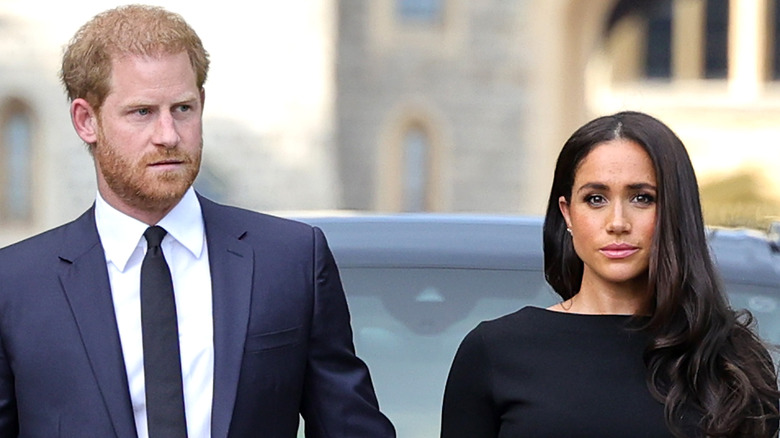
[441,111,779,437]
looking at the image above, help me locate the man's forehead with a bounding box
[102,51,200,102]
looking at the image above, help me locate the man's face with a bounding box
[93,51,203,219]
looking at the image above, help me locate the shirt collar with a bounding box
[94,187,205,272]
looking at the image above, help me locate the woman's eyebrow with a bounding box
[576,182,608,194]
[576,182,657,194]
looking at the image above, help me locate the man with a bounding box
[0,5,394,438]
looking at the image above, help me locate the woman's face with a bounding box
[559,139,657,293]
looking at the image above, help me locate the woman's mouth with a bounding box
[600,243,639,259]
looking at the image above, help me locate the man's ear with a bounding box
[70,98,98,144]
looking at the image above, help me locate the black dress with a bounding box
[441,306,677,438]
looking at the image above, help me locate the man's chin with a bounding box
[124,192,184,215]
[119,179,193,211]
[102,167,199,212]
[148,168,198,195]
[142,182,192,204]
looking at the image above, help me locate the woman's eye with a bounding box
[634,193,656,205]
[585,194,606,206]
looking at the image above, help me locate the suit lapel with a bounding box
[57,208,137,438]
[56,199,255,438]
[201,198,254,438]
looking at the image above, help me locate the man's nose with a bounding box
[152,111,180,148]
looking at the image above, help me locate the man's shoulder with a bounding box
[2,213,88,250]
[0,209,95,267]
[198,196,314,236]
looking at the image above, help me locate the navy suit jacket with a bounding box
[0,195,395,437]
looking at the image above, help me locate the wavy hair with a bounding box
[543,111,779,437]
[60,5,210,113]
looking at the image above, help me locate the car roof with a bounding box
[294,213,544,270]
[707,227,780,288]
[293,213,780,286]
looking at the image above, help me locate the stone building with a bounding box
[0,11,82,246]
[2,0,780,246]
[336,0,780,222]
[336,0,533,212]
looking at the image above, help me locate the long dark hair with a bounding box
[543,111,779,437]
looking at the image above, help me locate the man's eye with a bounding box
[136,108,150,116]
[178,105,191,112]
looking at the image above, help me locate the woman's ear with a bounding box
[70,98,98,145]
[558,195,572,230]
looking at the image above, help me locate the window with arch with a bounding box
[704,0,729,79]
[396,0,444,24]
[0,100,33,223]
[400,125,431,212]
[645,2,673,79]
[606,0,729,81]
[772,0,780,79]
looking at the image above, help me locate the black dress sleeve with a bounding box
[441,325,498,438]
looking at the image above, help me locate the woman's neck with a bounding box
[548,274,652,315]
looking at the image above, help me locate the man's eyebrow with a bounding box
[173,93,201,103]
[123,93,200,108]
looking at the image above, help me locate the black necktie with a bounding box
[141,226,188,438]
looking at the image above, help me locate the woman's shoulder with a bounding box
[477,305,620,331]
[479,306,550,328]
[468,305,646,347]
[457,307,608,368]
[465,306,560,346]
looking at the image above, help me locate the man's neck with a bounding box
[97,188,184,226]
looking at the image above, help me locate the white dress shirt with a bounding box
[95,188,214,438]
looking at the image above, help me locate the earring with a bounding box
[566,227,572,235]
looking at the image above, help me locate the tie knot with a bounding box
[144,226,168,248]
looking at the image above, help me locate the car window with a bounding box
[338,266,780,438]
[340,266,557,438]
[724,284,780,348]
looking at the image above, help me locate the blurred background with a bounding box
[1,0,779,246]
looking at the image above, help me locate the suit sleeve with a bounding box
[441,325,498,438]
[300,227,395,437]
[0,321,19,436]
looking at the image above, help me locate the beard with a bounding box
[94,125,202,214]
